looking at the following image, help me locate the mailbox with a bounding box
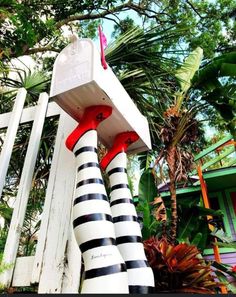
[50,38,152,153]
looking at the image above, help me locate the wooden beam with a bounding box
[0,101,61,129]
[192,146,235,174]
[194,134,233,161]
[203,166,236,179]
[160,186,201,197]
[216,140,236,152]
[201,146,235,170]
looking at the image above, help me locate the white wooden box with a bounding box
[50,38,152,153]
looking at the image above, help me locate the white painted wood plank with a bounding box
[33,110,77,293]
[0,93,49,287]
[30,111,64,285]
[0,101,61,129]
[0,88,26,198]
[31,107,64,284]
[12,256,35,287]
[61,224,81,293]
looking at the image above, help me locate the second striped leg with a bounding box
[100,132,155,293]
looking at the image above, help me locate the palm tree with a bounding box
[152,48,203,243]
[0,59,49,112]
[105,25,187,148]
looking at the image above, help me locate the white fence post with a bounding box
[31,110,78,293]
[0,88,26,198]
[61,223,81,293]
[0,93,49,287]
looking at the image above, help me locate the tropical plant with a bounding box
[150,47,203,243]
[0,60,49,112]
[137,168,159,240]
[137,169,225,251]
[193,51,236,139]
[175,195,225,250]
[211,261,236,294]
[105,25,184,147]
[143,236,221,293]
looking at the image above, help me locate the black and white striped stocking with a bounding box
[101,132,155,294]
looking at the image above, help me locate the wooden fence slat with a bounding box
[0,88,27,198]
[0,101,61,129]
[12,256,35,287]
[61,224,81,293]
[32,111,77,293]
[0,93,49,287]
[30,108,64,284]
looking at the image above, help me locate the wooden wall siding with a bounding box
[204,253,236,266]
[222,191,236,241]
[0,89,81,293]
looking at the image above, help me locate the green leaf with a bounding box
[196,206,224,217]
[0,204,13,221]
[214,241,236,249]
[214,270,228,285]
[220,63,236,77]
[178,196,200,208]
[138,168,158,239]
[175,47,203,93]
[211,228,234,243]
[138,168,157,204]
[140,200,152,239]
[193,52,236,91]
[191,232,203,246]
[214,270,236,293]
[177,211,196,242]
[228,282,236,294]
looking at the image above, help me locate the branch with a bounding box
[1,45,60,60]
[129,2,176,24]
[25,46,61,55]
[186,0,203,19]
[103,16,121,28]
[55,1,172,29]
[216,45,236,53]
[55,2,130,29]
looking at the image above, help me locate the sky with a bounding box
[97,10,143,45]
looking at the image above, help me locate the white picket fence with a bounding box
[0,88,82,293]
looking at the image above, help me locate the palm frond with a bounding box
[175,47,203,94]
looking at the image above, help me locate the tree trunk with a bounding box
[166,145,177,243]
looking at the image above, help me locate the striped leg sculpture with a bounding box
[65,106,129,293]
[100,132,155,294]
